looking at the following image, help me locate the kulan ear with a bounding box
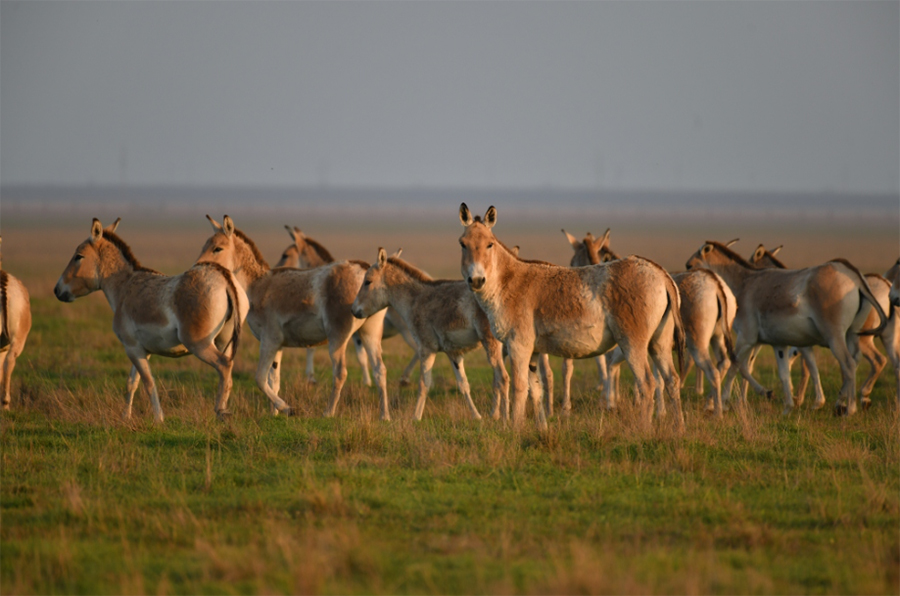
[285,225,298,242]
[222,215,235,238]
[206,214,223,232]
[510,245,520,257]
[377,247,387,268]
[390,248,403,259]
[90,218,104,244]
[484,205,497,229]
[598,228,611,248]
[754,245,766,261]
[562,229,579,249]
[724,238,739,248]
[459,203,474,227]
[770,245,783,256]
[104,217,121,234]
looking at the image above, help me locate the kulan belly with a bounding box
[757,314,824,347]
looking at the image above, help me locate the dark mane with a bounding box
[305,237,334,263]
[386,257,457,285]
[234,229,270,269]
[497,238,559,268]
[348,259,370,270]
[707,241,758,270]
[103,231,162,274]
[761,250,786,269]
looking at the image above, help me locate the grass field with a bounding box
[1,212,898,594]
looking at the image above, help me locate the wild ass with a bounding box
[351,248,509,420]
[889,258,900,308]
[0,236,33,410]
[685,241,887,415]
[276,225,420,387]
[54,219,247,422]
[459,204,684,429]
[751,244,899,408]
[196,216,390,419]
[567,229,737,416]
[559,230,616,412]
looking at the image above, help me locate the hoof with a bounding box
[765,390,775,401]
[306,377,317,385]
[812,400,826,411]
[833,403,849,417]
[216,409,232,421]
[781,405,794,416]
[399,378,412,388]
[861,398,872,411]
[1,401,9,411]
[278,406,294,417]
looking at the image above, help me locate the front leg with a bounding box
[414,351,437,420]
[448,353,482,420]
[773,346,795,414]
[506,340,533,428]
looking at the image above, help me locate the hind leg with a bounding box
[620,344,656,425]
[650,335,684,430]
[858,336,887,407]
[829,334,860,415]
[561,358,574,416]
[353,333,373,387]
[773,346,796,414]
[0,350,12,410]
[189,342,235,419]
[124,350,164,423]
[539,354,554,417]
[254,341,291,415]
[448,353,482,420]
[322,338,351,418]
[123,364,141,419]
[304,348,317,384]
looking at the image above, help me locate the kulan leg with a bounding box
[448,353,482,420]
[125,351,164,424]
[0,350,12,410]
[357,324,390,421]
[527,353,548,431]
[352,334,373,387]
[484,339,510,420]
[414,351,438,421]
[539,353,554,417]
[123,364,142,419]
[561,358,574,416]
[322,338,351,418]
[255,341,292,415]
[858,336,887,405]
[304,348,317,384]
[189,342,235,419]
[773,346,796,415]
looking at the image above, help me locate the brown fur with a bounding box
[352,249,508,420]
[685,240,888,415]
[0,265,32,409]
[54,219,247,422]
[460,203,684,429]
[196,216,391,420]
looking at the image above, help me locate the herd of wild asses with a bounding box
[2,204,898,429]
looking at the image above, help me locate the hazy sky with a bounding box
[2,1,898,194]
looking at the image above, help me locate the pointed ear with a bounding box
[90,218,104,244]
[390,248,403,259]
[510,245,520,257]
[753,246,766,262]
[483,205,497,228]
[104,217,121,234]
[459,203,474,226]
[598,228,611,248]
[206,214,223,232]
[377,247,387,268]
[770,245,782,256]
[725,238,739,248]
[222,215,235,237]
[285,225,299,243]
[562,229,579,249]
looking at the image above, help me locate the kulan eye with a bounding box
[487,242,494,249]
[364,280,371,287]
[459,240,465,248]
[213,247,223,254]
[74,255,84,262]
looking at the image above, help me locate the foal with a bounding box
[54,219,246,422]
[0,236,32,410]
[276,225,420,387]
[351,248,509,420]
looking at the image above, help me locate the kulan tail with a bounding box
[709,271,736,363]
[664,270,686,377]
[831,258,888,337]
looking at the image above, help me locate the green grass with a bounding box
[2,296,899,595]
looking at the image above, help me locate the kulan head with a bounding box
[54,218,121,302]
[196,215,238,269]
[350,247,393,319]
[458,203,498,292]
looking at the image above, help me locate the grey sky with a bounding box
[2,1,898,194]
